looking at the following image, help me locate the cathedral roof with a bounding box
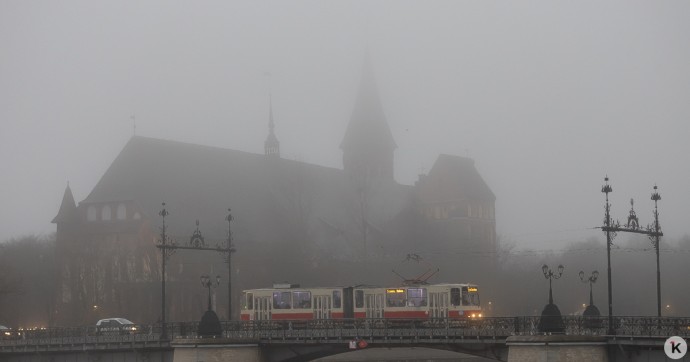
[417,154,495,203]
[80,136,411,246]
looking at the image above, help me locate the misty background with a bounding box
[1,4,689,264]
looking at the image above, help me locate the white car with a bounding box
[0,325,19,340]
[95,318,138,335]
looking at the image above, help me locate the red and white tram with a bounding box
[240,283,481,322]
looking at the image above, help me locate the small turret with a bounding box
[52,183,78,224]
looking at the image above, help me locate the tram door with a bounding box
[255,296,272,321]
[313,295,332,320]
[429,292,448,319]
[365,294,384,319]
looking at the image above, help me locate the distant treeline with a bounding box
[1,233,689,328]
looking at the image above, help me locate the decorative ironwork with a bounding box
[189,220,206,248]
[7,316,690,348]
[626,199,639,230]
[154,204,238,337]
[155,202,176,340]
[599,177,664,322]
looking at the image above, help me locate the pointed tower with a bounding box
[341,52,396,182]
[52,183,78,226]
[264,94,280,157]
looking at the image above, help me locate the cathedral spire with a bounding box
[341,51,396,181]
[264,93,280,157]
[52,182,78,223]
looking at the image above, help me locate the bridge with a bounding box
[2,316,689,361]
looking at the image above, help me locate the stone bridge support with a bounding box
[172,339,262,362]
[506,335,608,362]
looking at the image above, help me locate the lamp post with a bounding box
[601,177,614,334]
[539,264,564,334]
[579,270,601,320]
[542,264,564,305]
[198,274,222,337]
[650,185,662,317]
[200,274,220,311]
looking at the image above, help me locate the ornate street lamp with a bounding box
[542,264,564,305]
[579,270,601,329]
[199,274,222,337]
[579,270,599,312]
[200,274,221,311]
[539,264,565,334]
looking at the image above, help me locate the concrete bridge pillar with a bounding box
[172,338,262,362]
[506,335,608,362]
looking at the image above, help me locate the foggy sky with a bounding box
[2,1,689,250]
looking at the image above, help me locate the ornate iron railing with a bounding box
[2,316,689,347]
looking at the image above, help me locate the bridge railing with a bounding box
[2,316,689,346]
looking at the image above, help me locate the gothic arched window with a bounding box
[117,204,126,220]
[87,206,97,221]
[101,205,111,221]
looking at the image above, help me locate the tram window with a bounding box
[386,289,406,307]
[333,290,342,308]
[471,293,480,306]
[273,291,292,309]
[247,292,253,310]
[293,291,311,309]
[407,288,427,307]
[450,288,461,306]
[462,290,470,306]
[355,290,364,308]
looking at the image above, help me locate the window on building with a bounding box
[293,291,311,309]
[87,206,97,221]
[101,205,111,221]
[117,204,126,220]
[407,288,427,307]
[272,291,291,309]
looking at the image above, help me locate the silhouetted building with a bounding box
[52,58,495,325]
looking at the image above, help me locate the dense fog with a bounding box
[1,1,690,328]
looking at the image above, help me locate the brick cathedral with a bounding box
[52,58,496,325]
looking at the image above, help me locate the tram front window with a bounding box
[470,293,480,306]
